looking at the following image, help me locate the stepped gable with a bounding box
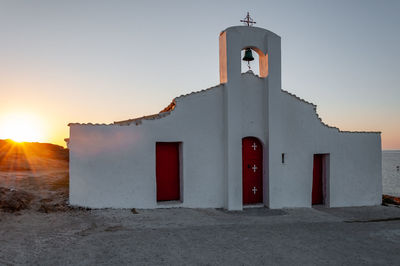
[69,84,223,127]
[281,89,380,134]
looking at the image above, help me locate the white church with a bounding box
[67,18,382,210]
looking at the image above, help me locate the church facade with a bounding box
[68,25,382,210]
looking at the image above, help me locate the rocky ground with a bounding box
[0,168,69,213]
[0,140,70,213]
[0,162,70,213]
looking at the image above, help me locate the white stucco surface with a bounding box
[68,26,381,210]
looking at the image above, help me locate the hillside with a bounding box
[0,139,68,171]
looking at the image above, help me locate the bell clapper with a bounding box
[242,47,255,71]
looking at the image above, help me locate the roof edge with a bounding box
[221,25,280,38]
[281,89,381,135]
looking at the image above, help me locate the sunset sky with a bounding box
[0,0,399,149]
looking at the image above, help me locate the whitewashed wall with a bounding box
[69,26,381,210]
[268,90,382,208]
[70,86,226,208]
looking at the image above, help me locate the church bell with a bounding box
[242,48,254,62]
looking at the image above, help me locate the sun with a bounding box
[0,113,44,143]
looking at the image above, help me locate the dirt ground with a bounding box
[0,163,69,213]
[1,205,400,265]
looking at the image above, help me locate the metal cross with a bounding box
[240,12,256,27]
[252,164,258,172]
[251,142,257,150]
[252,186,257,194]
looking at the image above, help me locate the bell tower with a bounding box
[219,21,280,84]
[220,15,282,210]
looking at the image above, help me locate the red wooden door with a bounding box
[242,137,263,204]
[312,154,323,205]
[156,142,180,201]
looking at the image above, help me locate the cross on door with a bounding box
[252,186,257,194]
[251,142,257,150]
[252,164,258,172]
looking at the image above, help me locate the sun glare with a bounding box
[0,113,44,143]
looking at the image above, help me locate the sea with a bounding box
[383,150,400,197]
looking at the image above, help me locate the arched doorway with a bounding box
[242,137,263,204]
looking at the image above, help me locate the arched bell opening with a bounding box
[240,47,268,78]
[241,48,259,76]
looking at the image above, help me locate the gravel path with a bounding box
[1,206,400,265]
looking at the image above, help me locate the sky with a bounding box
[0,0,399,149]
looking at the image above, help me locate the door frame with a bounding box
[312,153,330,206]
[155,142,182,203]
[242,136,264,206]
